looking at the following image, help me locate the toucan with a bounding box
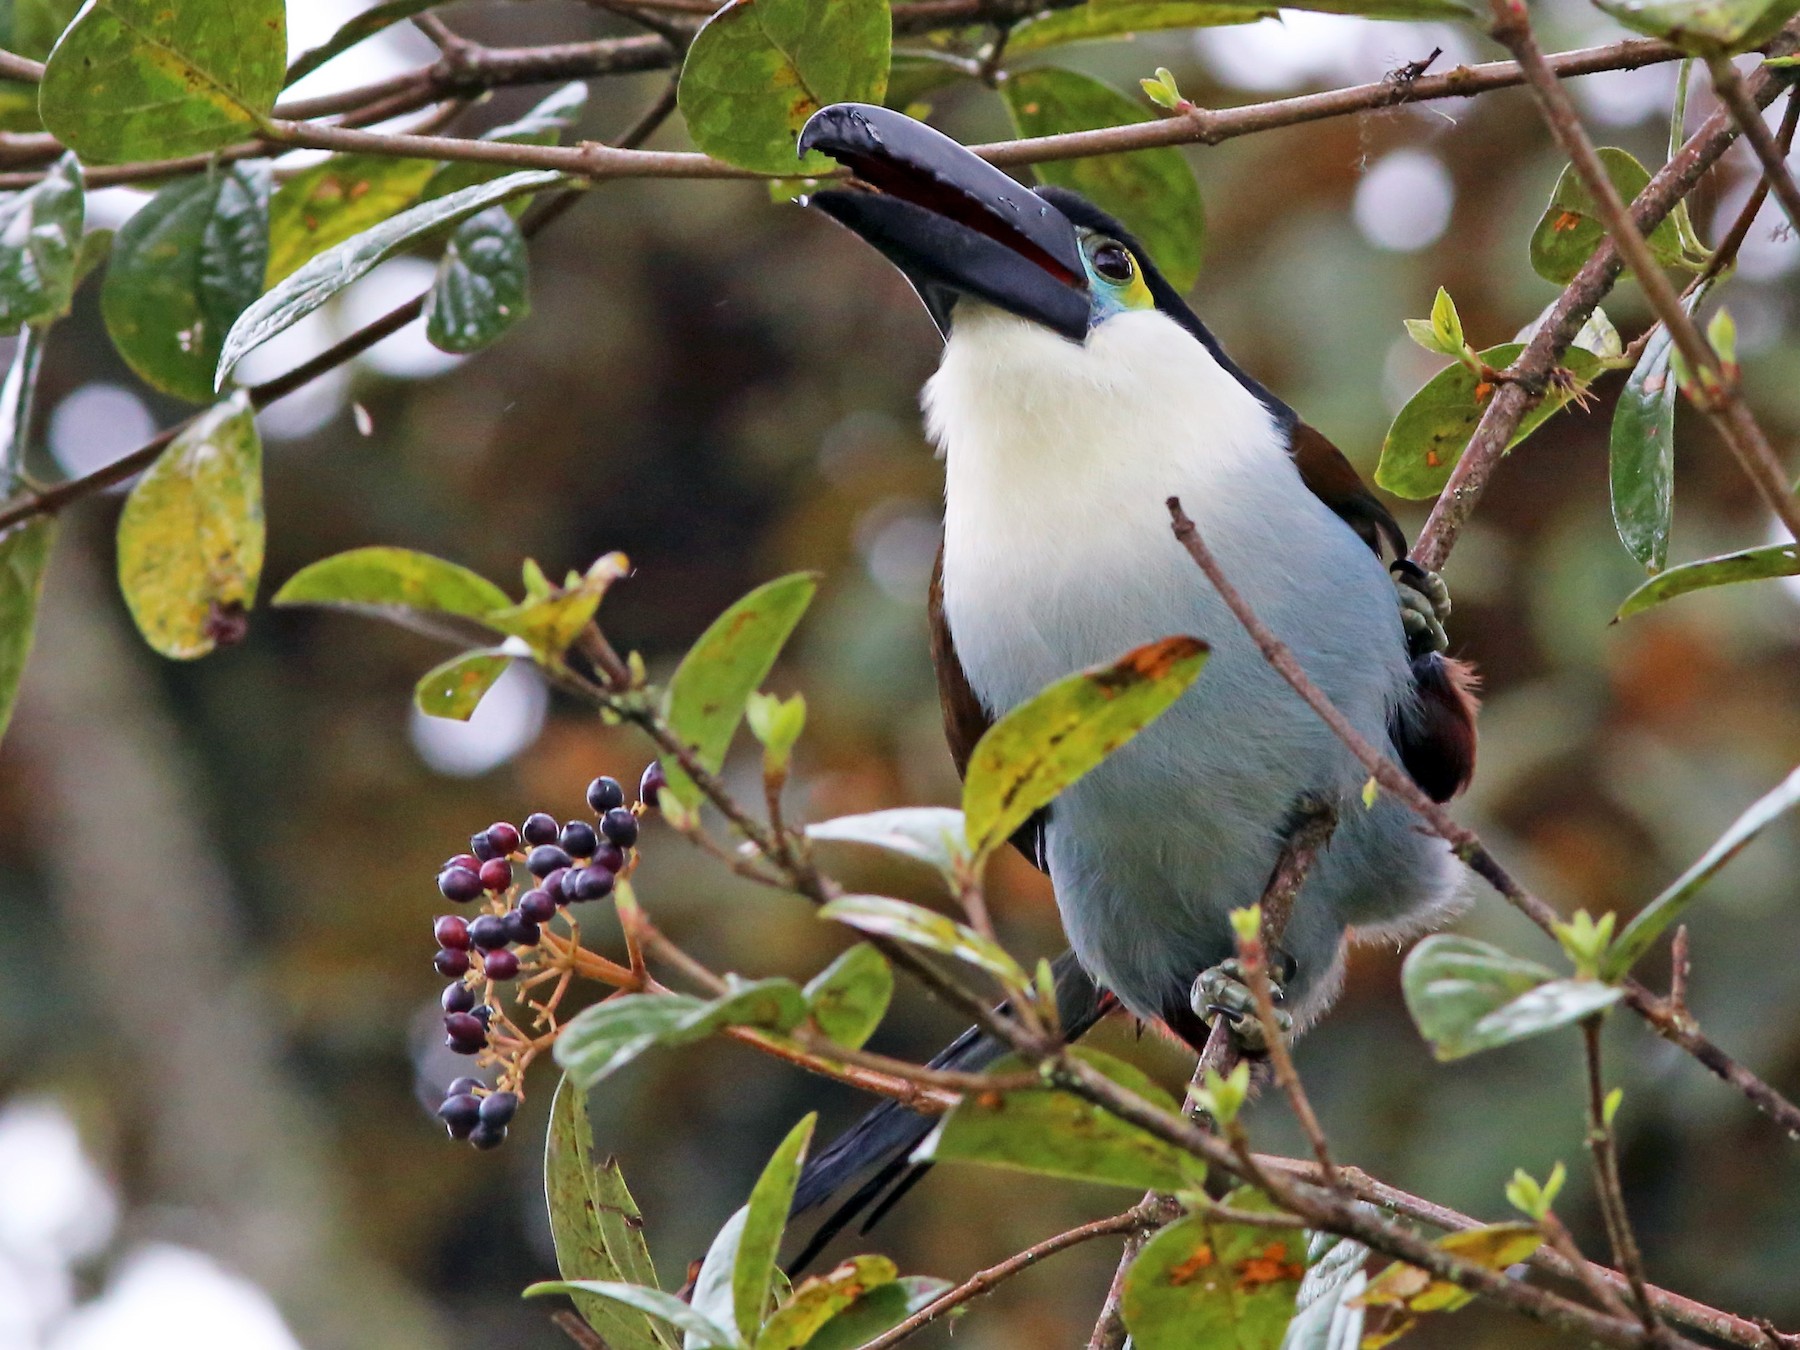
[786,103,1480,1263]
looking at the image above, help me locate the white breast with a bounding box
[925,304,1447,1022]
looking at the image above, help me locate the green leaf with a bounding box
[0,517,54,746]
[1529,148,1692,286]
[745,690,806,772]
[0,317,47,490]
[264,154,440,286]
[274,546,511,623]
[819,894,1029,992]
[1277,0,1472,15]
[690,1208,753,1347]
[1010,3,1275,53]
[425,206,531,354]
[962,635,1207,862]
[101,164,270,403]
[753,1256,900,1350]
[1122,1190,1307,1350]
[115,393,263,660]
[1606,765,1800,977]
[219,169,566,387]
[0,153,83,332]
[555,980,810,1088]
[1613,541,1800,618]
[285,0,442,86]
[1593,0,1800,53]
[1001,68,1204,292]
[0,0,81,133]
[480,551,627,666]
[661,573,818,806]
[414,648,512,721]
[543,1076,677,1350]
[919,1048,1206,1192]
[804,807,971,883]
[802,943,893,1050]
[733,1115,817,1339]
[39,0,286,164]
[526,1281,738,1349]
[800,1276,953,1350]
[1401,935,1622,1061]
[424,82,588,203]
[1374,343,1603,500]
[677,0,892,175]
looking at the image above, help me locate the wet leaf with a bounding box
[678,0,891,175]
[819,894,1029,993]
[1278,1233,1367,1350]
[802,943,893,1050]
[526,1280,737,1348]
[754,1256,900,1350]
[1606,765,1800,977]
[1123,1189,1307,1349]
[555,980,809,1088]
[920,1049,1205,1192]
[274,546,510,622]
[426,206,531,353]
[0,153,83,331]
[804,806,971,883]
[425,82,588,202]
[116,394,263,660]
[1374,344,1603,500]
[1611,284,1711,574]
[414,648,511,721]
[543,1077,676,1350]
[1593,0,1800,52]
[1010,2,1275,53]
[962,635,1207,862]
[1613,541,1800,618]
[101,164,271,403]
[265,154,440,286]
[1402,936,1621,1061]
[0,517,54,746]
[662,572,817,806]
[1529,148,1691,285]
[801,1276,953,1350]
[220,169,566,386]
[1002,68,1204,291]
[733,1115,817,1339]
[39,0,286,163]
[286,0,442,86]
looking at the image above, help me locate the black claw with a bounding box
[1390,558,1429,587]
[1269,947,1298,989]
[1205,1003,1244,1025]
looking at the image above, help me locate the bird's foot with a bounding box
[1191,958,1291,1053]
[1391,559,1452,659]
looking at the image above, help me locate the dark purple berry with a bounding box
[639,761,666,807]
[600,808,639,848]
[484,949,520,980]
[479,1091,519,1127]
[470,832,498,862]
[467,914,508,951]
[437,867,482,903]
[478,857,513,893]
[434,915,470,950]
[447,1076,483,1096]
[519,889,557,923]
[569,865,614,902]
[559,820,599,858]
[471,1004,494,1026]
[470,1121,506,1150]
[502,910,540,947]
[542,867,570,904]
[442,982,476,1014]
[446,853,481,874]
[438,1093,481,1139]
[444,1012,486,1052]
[587,776,625,815]
[522,812,558,846]
[527,844,572,877]
[591,842,625,874]
[433,948,470,978]
[486,822,521,856]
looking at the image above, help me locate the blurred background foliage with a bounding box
[1,0,1798,1346]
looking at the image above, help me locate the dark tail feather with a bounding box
[788,950,1112,1273]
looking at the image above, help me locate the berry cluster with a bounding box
[428,769,661,1149]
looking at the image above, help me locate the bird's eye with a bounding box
[1091,241,1134,283]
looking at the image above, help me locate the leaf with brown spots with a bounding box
[1356,1221,1541,1333]
[754,1255,898,1350]
[1528,147,1693,285]
[962,635,1207,862]
[1122,1188,1307,1349]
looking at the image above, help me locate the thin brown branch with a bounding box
[859,1207,1156,1350]
[551,1309,610,1349]
[0,47,43,83]
[1583,1018,1671,1344]
[1709,59,1800,234]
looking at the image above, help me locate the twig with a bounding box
[552,1309,610,1349]
[1583,1018,1671,1344]
[1542,1212,1639,1322]
[1669,924,1690,1017]
[1709,60,1800,234]
[858,1207,1156,1350]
